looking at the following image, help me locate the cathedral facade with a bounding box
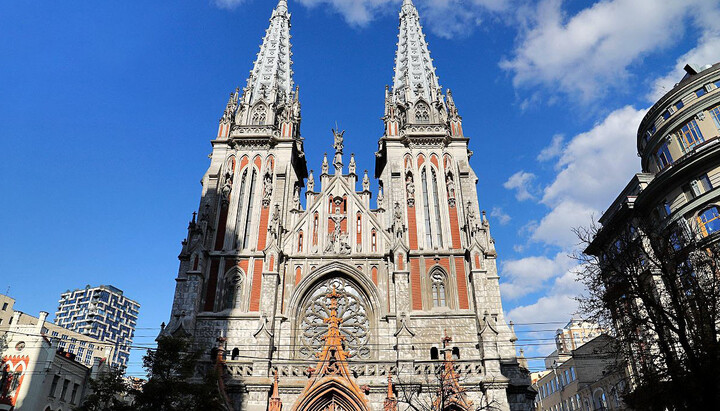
[162,1,532,409]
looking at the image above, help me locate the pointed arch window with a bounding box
[415,102,430,123]
[431,271,447,308]
[421,168,433,249]
[431,168,443,247]
[223,272,243,310]
[231,348,239,360]
[234,169,249,249]
[241,169,258,249]
[251,105,267,125]
[371,229,377,252]
[298,230,304,252]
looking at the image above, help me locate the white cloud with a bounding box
[537,134,564,162]
[501,0,719,101]
[500,252,574,300]
[649,35,720,101]
[506,294,579,325]
[490,207,511,225]
[503,171,538,201]
[543,106,643,209]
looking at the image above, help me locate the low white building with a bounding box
[0,311,111,411]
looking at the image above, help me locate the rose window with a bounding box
[298,277,371,359]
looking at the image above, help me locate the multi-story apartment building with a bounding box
[533,335,629,411]
[55,285,139,368]
[585,62,720,408]
[0,311,112,411]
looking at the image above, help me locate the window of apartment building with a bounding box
[570,366,576,381]
[699,174,713,193]
[662,110,671,120]
[664,201,672,217]
[698,206,720,236]
[1,303,7,310]
[679,119,705,150]
[675,100,685,111]
[696,87,707,98]
[49,375,60,397]
[656,143,673,169]
[710,106,720,130]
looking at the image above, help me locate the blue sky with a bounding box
[1,0,719,376]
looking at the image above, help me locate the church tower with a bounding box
[162,1,532,409]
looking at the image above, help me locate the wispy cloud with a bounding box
[213,0,512,38]
[537,134,564,162]
[490,207,512,225]
[503,171,538,201]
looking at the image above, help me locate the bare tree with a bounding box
[576,216,720,410]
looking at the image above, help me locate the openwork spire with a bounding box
[392,0,440,104]
[244,0,294,106]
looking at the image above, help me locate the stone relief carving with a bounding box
[325,215,351,255]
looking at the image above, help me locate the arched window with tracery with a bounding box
[251,104,267,125]
[415,102,430,123]
[297,277,371,360]
[431,271,447,308]
[234,169,249,249]
[223,270,243,310]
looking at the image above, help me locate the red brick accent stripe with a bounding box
[249,259,263,312]
[203,259,221,311]
[455,256,469,309]
[372,267,378,286]
[448,205,462,249]
[410,258,422,311]
[256,206,270,250]
[407,205,418,250]
[214,204,229,251]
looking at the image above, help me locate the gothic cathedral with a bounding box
[162,0,533,409]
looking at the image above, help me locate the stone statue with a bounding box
[405,172,415,207]
[262,171,273,207]
[446,171,456,207]
[393,202,405,239]
[332,128,345,154]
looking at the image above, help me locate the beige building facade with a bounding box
[0,311,112,411]
[161,0,533,410]
[533,336,629,411]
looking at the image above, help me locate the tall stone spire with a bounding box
[392,0,440,104]
[243,0,294,106]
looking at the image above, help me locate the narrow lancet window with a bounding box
[242,169,257,249]
[422,168,433,248]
